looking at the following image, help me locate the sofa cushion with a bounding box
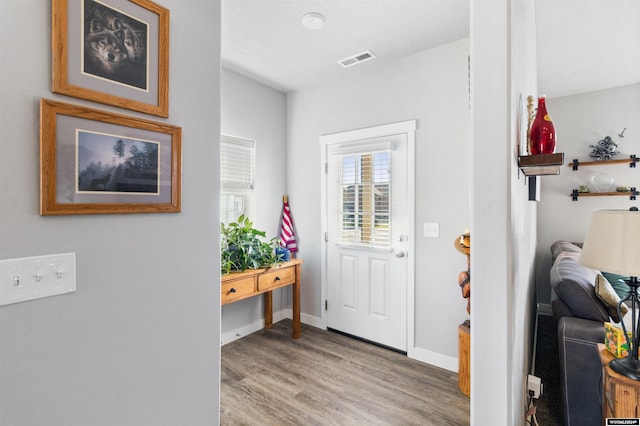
[556,279,609,322]
[595,274,628,322]
[557,316,605,426]
[551,298,574,324]
[550,250,608,322]
[551,240,583,259]
[550,250,598,293]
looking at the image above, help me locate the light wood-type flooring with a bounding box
[221,319,470,425]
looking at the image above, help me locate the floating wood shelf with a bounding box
[569,155,639,170]
[571,188,638,201]
[518,153,565,176]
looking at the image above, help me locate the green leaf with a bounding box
[220,215,281,273]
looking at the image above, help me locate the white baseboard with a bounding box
[220,317,265,346]
[221,309,324,346]
[280,308,324,329]
[408,346,459,373]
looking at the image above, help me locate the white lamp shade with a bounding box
[580,209,640,277]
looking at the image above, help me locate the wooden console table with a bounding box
[221,259,303,339]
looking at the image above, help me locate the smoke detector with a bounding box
[337,50,376,68]
[301,12,326,30]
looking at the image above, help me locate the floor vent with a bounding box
[337,50,376,68]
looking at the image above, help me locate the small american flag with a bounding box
[280,195,298,254]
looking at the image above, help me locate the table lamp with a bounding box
[580,208,640,380]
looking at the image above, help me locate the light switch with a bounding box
[424,222,440,238]
[0,253,76,306]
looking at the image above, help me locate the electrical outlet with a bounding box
[527,374,543,399]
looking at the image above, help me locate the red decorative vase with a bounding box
[529,95,556,155]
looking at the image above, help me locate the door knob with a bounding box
[395,251,406,258]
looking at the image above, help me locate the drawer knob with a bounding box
[275,276,281,281]
[229,288,237,293]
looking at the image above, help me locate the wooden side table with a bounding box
[598,343,640,420]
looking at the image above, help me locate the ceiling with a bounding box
[535,0,640,98]
[221,0,640,98]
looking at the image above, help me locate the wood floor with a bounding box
[221,320,470,425]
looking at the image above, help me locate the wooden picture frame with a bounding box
[52,0,170,117]
[40,99,181,215]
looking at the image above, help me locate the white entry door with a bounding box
[323,126,411,352]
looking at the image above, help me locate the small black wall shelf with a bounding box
[569,155,639,171]
[571,188,638,201]
[568,154,639,201]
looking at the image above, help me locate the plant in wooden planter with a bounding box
[221,214,280,274]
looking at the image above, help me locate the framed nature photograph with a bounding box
[40,99,181,215]
[52,0,169,117]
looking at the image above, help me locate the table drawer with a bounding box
[221,277,255,303]
[258,267,295,291]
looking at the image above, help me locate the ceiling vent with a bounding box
[337,50,376,68]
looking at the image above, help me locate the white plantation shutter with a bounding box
[220,135,255,224]
[333,147,391,248]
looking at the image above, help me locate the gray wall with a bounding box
[471,0,538,423]
[0,1,221,425]
[287,39,471,365]
[537,83,640,305]
[220,67,287,341]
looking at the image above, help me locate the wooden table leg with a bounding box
[292,264,301,338]
[264,291,273,329]
[458,324,470,397]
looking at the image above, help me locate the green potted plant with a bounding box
[221,214,281,274]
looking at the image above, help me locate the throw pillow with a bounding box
[602,271,630,300]
[595,274,628,322]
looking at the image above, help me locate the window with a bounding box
[220,134,255,224]
[335,149,391,248]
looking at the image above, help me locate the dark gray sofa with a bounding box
[549,241,609,426]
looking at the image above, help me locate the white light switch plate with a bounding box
[0,253,76,306]
[424,222,440,238]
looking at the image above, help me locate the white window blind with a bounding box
[334,149,391,248]
[220,135,255,224]
[221,135,255,190]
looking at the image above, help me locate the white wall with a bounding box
[537,83,640,304]
[287,39,471,366]
[471,0,538,424]
[220,68,288,342]
[0,1,221,425]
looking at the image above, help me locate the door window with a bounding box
[335,150,391,248]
